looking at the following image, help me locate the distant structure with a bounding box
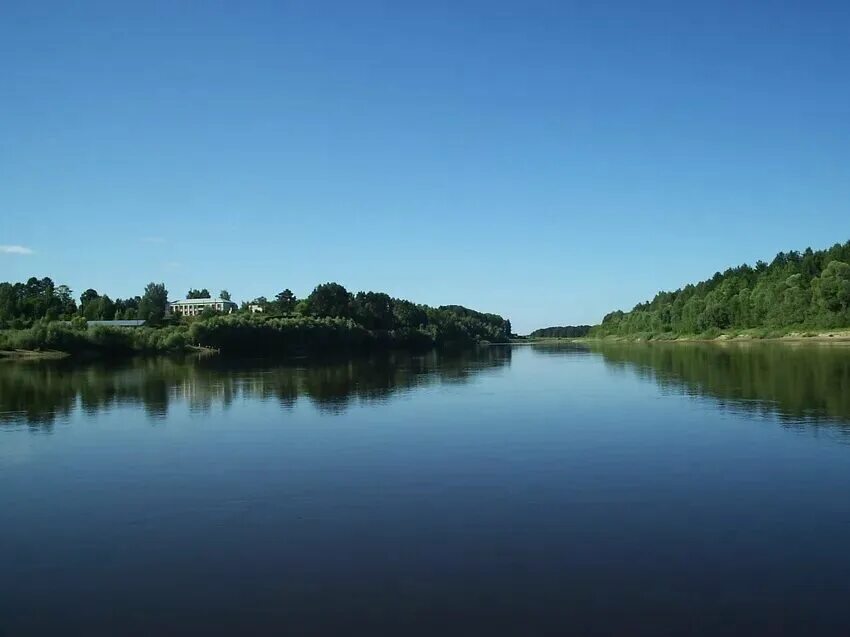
[248,304,264,313]
[62,319,148,328]
[168,298,237,317]
[86,319,147,328]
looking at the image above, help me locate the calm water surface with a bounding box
[3,343,850,635]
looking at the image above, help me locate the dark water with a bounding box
[3,343,850,636]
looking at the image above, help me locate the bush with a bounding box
[0,323,190,356]
[698,327,722,340]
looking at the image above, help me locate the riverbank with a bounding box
[524,329,850,344]
[0,349,69,360]
[0,312,510,360]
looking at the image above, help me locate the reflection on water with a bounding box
[5,344,850,635]
[521,342,593,357]
[6,342,850,432]
[0,348,512,428]
[581,341,850,429]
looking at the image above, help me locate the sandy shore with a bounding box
[520,330,850,344]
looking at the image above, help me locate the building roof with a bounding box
[87,320,147,327]
[169,298,236,305]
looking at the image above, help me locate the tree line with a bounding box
[529,325,592,338]
[191,283,512,351]
[0,278,512,355]
[0,278,168,327]
[594,240,850,337]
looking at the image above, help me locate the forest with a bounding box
[529,325,592,338]
[0,279,511,356]
[593,240,850,338]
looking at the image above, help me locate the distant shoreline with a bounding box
[7,331,850,362]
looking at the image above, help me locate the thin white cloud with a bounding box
[0,245,34,255]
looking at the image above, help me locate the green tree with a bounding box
[393,299,428,329]
[80,289,99,306]
[220,290,231,301]
[114,297,140,320]
[353,292,395,330]
[55,285,77,318]
[780,274,809,325]
[306,283,352,318]
[80,289,101,320]
[274,289,297,314]
[813,261,850,315]
[139,283,169,325]
[83,295,116,320]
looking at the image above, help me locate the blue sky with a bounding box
[2,1,849,333]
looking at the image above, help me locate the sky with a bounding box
[2,1,849,333]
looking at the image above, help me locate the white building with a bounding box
[248,304,264,313]
[168,298,237,317]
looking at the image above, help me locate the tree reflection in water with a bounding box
[584,341,850,432]
[0,348,512,428]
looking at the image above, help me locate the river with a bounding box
[2,343,850,635]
